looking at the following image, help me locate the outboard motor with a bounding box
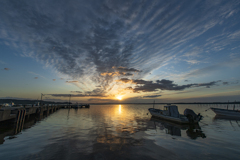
[184,109,202,123]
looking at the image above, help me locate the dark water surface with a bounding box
[0,104,240,160]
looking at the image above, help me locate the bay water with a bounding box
[0,104,240,160]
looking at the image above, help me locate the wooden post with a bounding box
[20,109,26,131]
[14,110,21,134]
[41,93,45,106]
[227,100,229,110]
[69,94,71,108]
[17,110,24,133]
[233,101,236,110]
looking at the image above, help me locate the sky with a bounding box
[0,0,240,103]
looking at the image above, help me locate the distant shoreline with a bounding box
[1,99,239,105]
[90,102,240,105]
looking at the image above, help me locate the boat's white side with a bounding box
[150,117,201,130]
[211,108,240,117]
[148,108,198,124]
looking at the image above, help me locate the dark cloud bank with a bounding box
[118,78,221,93]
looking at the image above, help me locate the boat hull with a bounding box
[211,108,240,117]
[148,108,198,124]
[150,117,201,130]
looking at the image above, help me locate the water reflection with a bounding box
[118,105,121,114]
[0,114,49,144]
[213,115,240,129]
[1,105,240,160]
[150,117,206,139]
[213,115,240,121]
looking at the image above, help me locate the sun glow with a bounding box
[116,96,122,100]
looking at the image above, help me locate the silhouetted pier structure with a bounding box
[0,103,90,122]
[0,105,60,122]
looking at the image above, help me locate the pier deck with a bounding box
[0,104,90,122]
[0,105,60,122]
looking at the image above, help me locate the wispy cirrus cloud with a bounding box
[101,71,134,77]
[29,71,47,80]
[0,60,6,65]
[223,82,229,85]
[185,60,201,65]
[113,66,142,73]
[1,0,240,97]
[184,57,240,78]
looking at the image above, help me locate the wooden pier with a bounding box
[0,104,90,122]
[0,105,61,122]
[0,103,90,143]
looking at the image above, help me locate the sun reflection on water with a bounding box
[119,105,121,114]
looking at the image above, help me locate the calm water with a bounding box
[0,104,240,160]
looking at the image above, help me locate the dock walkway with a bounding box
[0,105,60,122]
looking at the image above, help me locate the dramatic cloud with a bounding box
[113,66,141,73]
[49,94,106,97]
[87,98,116,102]
[116,78,132,83]
[124,73,134,76]
[101,71,134,77]
[100,66,140,78]
[197,81,221,88]
[70,91,82,94]
[66,81,78,83]
[1,0,240,100]
[143,95,162,98]
[4,68,10,71]
[118,78,220,93]
[101,72,118,77]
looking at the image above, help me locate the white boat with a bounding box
[211,107,240,117]
[148,105,202,124]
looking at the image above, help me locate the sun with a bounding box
[116,96,122,100]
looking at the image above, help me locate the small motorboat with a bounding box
[148,104,202,124]
[211,107,240,117]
